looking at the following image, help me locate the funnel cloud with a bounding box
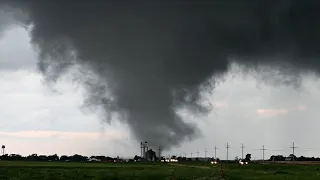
[1,0,320,150]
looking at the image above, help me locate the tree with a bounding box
[234,156,239,161]
[26,154,38,161]
[69,154,87,161]
[133,155,140,161]
[38,155,47,161]
[60,155,69,161]
[47,154,59,161]
[245,154,251,161]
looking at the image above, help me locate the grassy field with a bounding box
[0,161,319,179]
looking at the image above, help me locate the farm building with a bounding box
[145,149,157,161]
[285,154,296,161]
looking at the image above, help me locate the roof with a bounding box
[146,149,155,153]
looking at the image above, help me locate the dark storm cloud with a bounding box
[1,0,320,149]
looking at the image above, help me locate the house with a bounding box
[270,155,285,161]
[88,157,101,162]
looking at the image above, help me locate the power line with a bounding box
[270,149,285,152]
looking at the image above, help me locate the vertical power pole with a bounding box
[226,143,230,161]
[145,141,148,156]
[290,142,297,161]
[184,152,187,158]
[140,142,143,157]
[158,146,161,159]
[191,152,193,158]
[196,150,200,158]
[260,145,267,163]
[204,148,208,158]
[214,146,218,159]
[240,143,245,160]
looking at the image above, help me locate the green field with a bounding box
[0,161,319,179]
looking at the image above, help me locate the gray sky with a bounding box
[1,26,320,160]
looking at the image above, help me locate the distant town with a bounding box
[0,146,320,162]
[1,152,320,163]
[1,142,320,163]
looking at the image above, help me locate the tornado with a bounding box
[1,0,320,150]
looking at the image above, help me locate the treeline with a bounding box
[0,154,121,162]
[269,154,320,161]
[0,154,216,162]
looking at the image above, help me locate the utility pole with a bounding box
[226,143,230,161]
[204,148,208,158]
[260,145,267,163]
[140,142,143,157]
[214,146,218,159]
[240,143,245,160]
[191,152,193,158]
[184,152,187,158]
[158,146,161,159]
[290,142,297,161]
[196,150,200,158]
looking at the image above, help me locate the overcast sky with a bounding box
[1,25,320,160]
